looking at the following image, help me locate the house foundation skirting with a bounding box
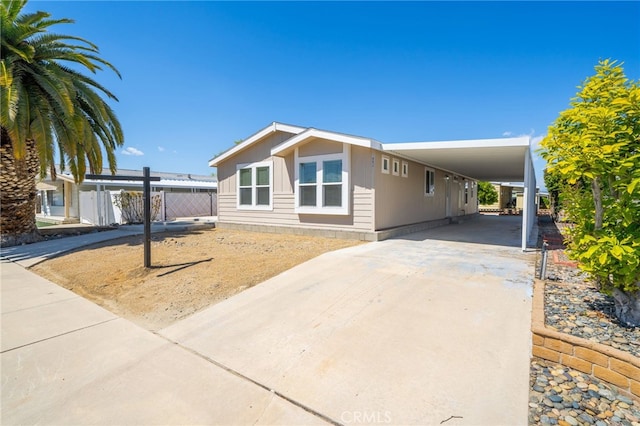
[531,279,640,400]
[215,216,473,242]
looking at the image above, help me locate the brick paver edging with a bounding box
[531,279,640,400]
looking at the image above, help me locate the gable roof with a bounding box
[209,122,306,167]
[270,127,383,157]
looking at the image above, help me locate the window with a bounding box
[295,148,349,215]
[298,159,343,207]
[401,161,408,178]
[299,162,317,206]
[381,156,390,174]
[236,161,272,209]
[424,168,435,196]
[322,159,342,207]
[48,190,64,206]
[464,181,469,204]
[392,159,400,176]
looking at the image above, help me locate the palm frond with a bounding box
[20,62,75,117]
[29,32,99,52]
[31,107,54,178]
[1,0,28,23]
[50,62,119,100]
[1,0,123,182]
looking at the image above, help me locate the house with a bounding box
[37,168,218,226]
[210,122,536,249]
[479,182,546,214]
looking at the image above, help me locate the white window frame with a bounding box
[401,161,409,178]
[294,146,350,215]
[392,158,400,176]
[48,189,65,207]
[236,160,273,210]
[424,167,435,197]
[381,155,390,174]
[464,180,469,204]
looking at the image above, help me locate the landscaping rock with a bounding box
[532,218,640,425]
[529,359,640,426]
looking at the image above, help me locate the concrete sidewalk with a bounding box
[1,260,326,425]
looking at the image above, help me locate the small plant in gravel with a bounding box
[539,59,640,327]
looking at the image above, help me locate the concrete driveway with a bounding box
[161,215,535,425]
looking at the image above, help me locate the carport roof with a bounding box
[383,137,531,182]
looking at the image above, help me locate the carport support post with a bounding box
[522,147,536,251]
[143,167,151,268]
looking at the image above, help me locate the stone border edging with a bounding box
[531,279,640,400]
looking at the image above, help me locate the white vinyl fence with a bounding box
[79,190,119,225]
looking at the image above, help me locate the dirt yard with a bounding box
[31,228,362,331]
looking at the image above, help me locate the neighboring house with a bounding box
[479,182,545,214]
[210,122,537,249]
[37,168,218,226]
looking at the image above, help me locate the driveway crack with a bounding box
[156,333,342,426]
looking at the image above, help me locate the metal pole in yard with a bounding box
[539,241,548,280]
[86,169,160,269]
[143,167,151,268]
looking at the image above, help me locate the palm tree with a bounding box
[1,0,124,246]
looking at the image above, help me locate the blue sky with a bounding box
[27,1,640,185]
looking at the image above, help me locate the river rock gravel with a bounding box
[529,358,640,426]
[544,282,639,358]
[531,217,639,425]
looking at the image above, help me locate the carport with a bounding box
[383,136,536,251]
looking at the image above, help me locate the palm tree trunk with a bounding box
[1,128,42,247]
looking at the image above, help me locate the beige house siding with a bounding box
[298,138,343,157]
[373,153,477,230]
[217,135,478,234]
[374,154,440,229]
[217,136,375,231]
